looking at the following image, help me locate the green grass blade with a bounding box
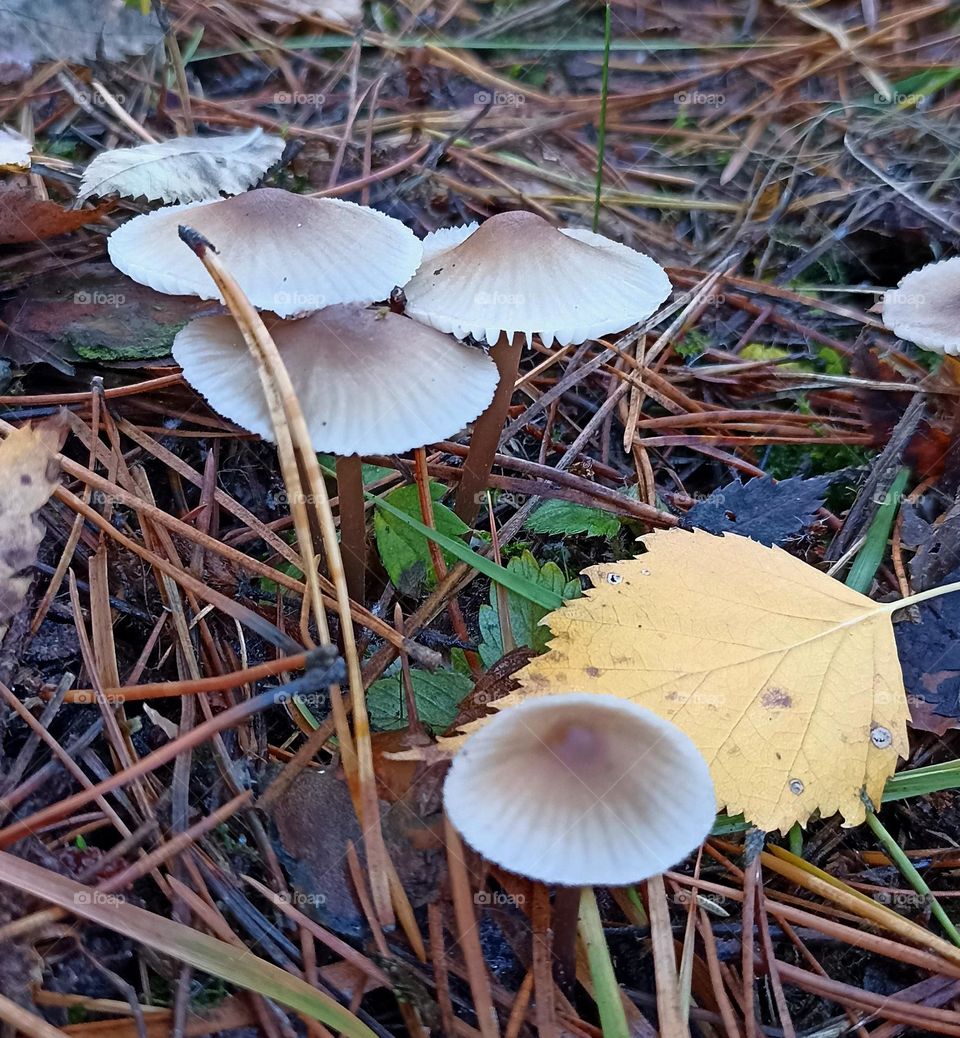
[864,807,960,947]
[368,492,564,610]
[845,466,910,593]
[579,887,630,1038]
[592,2,612,231]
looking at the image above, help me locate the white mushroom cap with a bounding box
[404,211,672,346]
[108,188,422,318]
[172,306,499,455]
[881,257,960,354]
[443,692,715,886]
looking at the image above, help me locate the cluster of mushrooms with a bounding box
[108,186,716,887]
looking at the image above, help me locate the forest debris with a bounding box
[0,415,66,642]
[78,129,286,204]
[461,529,910,832]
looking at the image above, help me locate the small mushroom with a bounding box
[173,305,499,599]
[443,692,715,886]
[881,256,960,354]
[402,211,671,521]
[108,187,422,318]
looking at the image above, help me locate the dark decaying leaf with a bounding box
[267,764,443,938]
[0,0,162,72]
[0,261,217,371]
[681,472,837,546]
[895,568,960,735]
[0,179,111,245]
[901,499,960,592]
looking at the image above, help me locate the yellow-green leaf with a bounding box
[455,529,910,833]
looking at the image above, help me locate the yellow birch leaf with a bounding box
[0,417,65,635]
[448,528,910,833]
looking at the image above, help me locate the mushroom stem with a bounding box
[336,454,367,604]
[454,331,523,524]
[552,885,581,995]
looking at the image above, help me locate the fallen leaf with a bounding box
[901,498,960,592]
[681,472,836,546]
[452,529,910,833]
[0,179,109,244]
[267,0,362,26]
[0,416,66,640]
[78,129,286,204]
[0,0,162,71]
[0,259,216,372]
[0,126,29,170]
[895,565,960,735]
[268,764,442,937]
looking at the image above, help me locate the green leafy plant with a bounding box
[374,482,469,592]
[367,669,472,732]
[525,498,621,538]
[478,550,581,666]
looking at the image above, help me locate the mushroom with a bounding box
[881,256,960,354]
[108,187,422,318]
[173,305,499,600]
[442,692,715,886]
[403,211,671,521]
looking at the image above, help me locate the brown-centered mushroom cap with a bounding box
[881,256,960,354]
[108,188,422,318]
[443,692,716,886]
[172,305,499,455]
[404,210,671,347]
